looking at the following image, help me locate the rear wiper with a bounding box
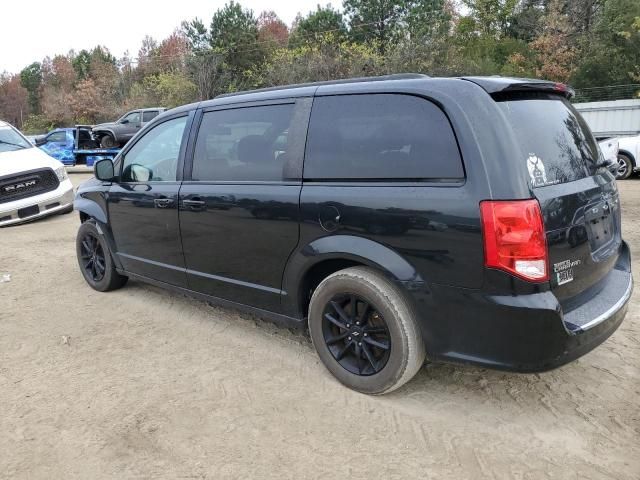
[596,158,618,174]
[0,139,28,149]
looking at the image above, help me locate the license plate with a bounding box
[17,204,39,219]
[557,269,574,285]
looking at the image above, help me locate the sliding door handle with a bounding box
[153,198,174,208]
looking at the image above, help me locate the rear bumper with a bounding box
[416,241,632,372]
[0,179,74,227]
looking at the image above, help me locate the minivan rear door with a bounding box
[496,93,622,306]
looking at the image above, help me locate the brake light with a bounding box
[553,82,568,93]
[480,200,549,282]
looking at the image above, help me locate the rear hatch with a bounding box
[495,92,622,310]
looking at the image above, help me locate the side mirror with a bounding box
[120,119,130,125]
[34,136,47,146]
[94,159,115,182]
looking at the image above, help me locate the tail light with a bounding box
[480,199,549,282]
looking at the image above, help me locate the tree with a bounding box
[530,0,577,82]
[571,0,640,88]
[72,50,92,80]
[209,1,262,77]
[0,74,29,128]
[40,55,77,125]
[289,5,347,47]
[258,11,289,48]
[20,62,42,113]
[181,18,210,53]
[460,0,519,38]
[344,0,408,54]
[406,0,453,41]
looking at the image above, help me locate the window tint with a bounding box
[143,110,160,122]
[121,116,187,182]
[123,112,141,124]
[192,104,294,182]
[304,94,463,180]
[47,131,67,143]
[496,93,599,186]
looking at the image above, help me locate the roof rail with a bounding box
[216,73,429,99]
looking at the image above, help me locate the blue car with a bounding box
[35,126,120,166]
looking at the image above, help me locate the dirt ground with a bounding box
[0,172,638,480]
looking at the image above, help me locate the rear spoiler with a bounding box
[461,76,575,99]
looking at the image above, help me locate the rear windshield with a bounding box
[496,93,599,187]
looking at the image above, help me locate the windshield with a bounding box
[497,93,600,187]
[0,125,32,153]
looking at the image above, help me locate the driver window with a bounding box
[123,112,141,124]
[121,116,187,182]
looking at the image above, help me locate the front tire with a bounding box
[616,153,633,180]
[100,134,117,149]
[76,221,127,291]
[308,267,425,394]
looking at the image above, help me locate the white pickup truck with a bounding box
[0,120,74,226]
[616,134,640,180]
[574,99,640,179]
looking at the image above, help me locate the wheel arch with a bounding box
[74,196,108,224]
[282,235,425,319]
[93,128,118,142]
[74,195,123,271]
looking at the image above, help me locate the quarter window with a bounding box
[120,116,187,182]
[304,94,463,180]
[192,104,295,182]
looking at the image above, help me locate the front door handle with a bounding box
[154,198,174,208]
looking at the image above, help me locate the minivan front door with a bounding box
[178,100,310,311]
[108,114,190,287]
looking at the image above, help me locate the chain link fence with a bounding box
[573,84,640,103]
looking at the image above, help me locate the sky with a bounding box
[0,0,327,74]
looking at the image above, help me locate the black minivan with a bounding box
[75,74,633,394]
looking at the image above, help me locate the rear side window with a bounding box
[304,94,463,180]
[496,93,599,186]
[143,111,159,122]
[192,104,294,182]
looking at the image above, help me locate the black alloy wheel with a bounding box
[79,232,106,282]
[322,293,391,376]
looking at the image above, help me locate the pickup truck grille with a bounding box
[0,168,60,204]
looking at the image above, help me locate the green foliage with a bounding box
[461,0,519,37]
[290,5,347,47]
[257,38,383,86]
[344,0,409,53]
[210,1,262,77]
[3,0,640,131]
[19,62,42,112]
[571,0,640,88]
[72,50,92,80]
[21,114,55,134]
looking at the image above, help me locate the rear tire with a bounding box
[616,153,633,180]
[100,134,116,149]
[308,267,425,394]
[76,220,128,292]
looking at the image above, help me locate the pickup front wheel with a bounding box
[99,134,117,149]
[616,153,633,180]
